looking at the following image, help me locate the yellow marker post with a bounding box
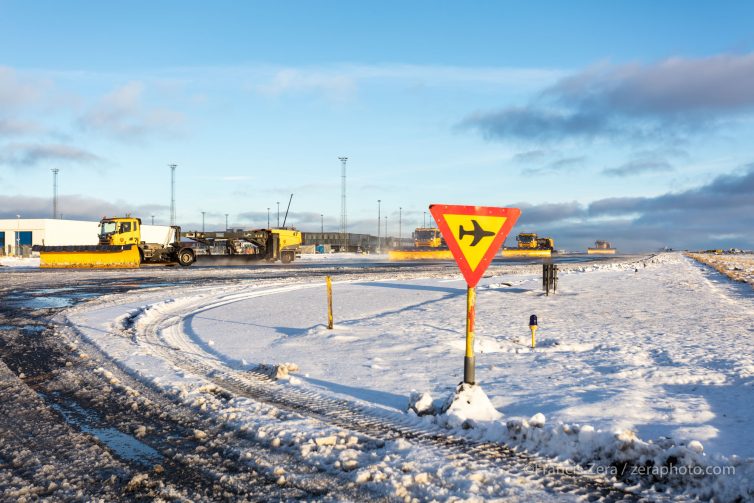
[529,314,538,349]
[464,286,476,384]
[326,276,334,330]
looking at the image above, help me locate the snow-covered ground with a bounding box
[297,252,388,262]
[63,253,754,500]
[0,256,39,268]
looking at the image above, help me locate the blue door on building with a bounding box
[18,231,32,246]
[0,232,5,252]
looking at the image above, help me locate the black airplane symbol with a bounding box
[458,219,495,246]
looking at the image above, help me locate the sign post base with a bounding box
[464,356,475,385]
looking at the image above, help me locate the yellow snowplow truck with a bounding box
[36,216,196,268]
[536,237,555,251]
[587,240,617,255]
[388,227,453,261]
[413,227,444,248]
[502,233,554,257]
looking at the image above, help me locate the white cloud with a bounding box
[0,194,167,221]
[78,81,187,141]
[0,66,45,108]
[0,118,43,137]
[246,63,564,101]
[254,68,357,102]
[0,142,102,168]
[462,52,754,144]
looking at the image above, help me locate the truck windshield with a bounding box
[416,231,437,240]
[518,235,535,243]
[99,222,117,236]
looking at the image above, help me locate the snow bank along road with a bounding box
[688,252,754,288]
[1,255,753,501]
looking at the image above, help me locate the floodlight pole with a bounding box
[377,200,381,252]
[16,214,20,256]
[384,216,388,249]
[399,206,402,243]
[169,164,177,226]
[51,168,59,219]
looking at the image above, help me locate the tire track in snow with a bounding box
[684,255,754,317]
[119,281,658,502]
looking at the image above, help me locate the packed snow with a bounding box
[0,256,39,268]
[62,252,754,500]
[297,252,389,262]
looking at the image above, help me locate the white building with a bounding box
[0,219,99,255]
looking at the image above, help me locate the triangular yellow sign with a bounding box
[430,205,521,287]
[443,214,507,271]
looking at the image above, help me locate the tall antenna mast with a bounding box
[282,193,294,227]
[339,156,348,251]
[51,168,59,219]
[169,164,177,226]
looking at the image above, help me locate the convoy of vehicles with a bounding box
[31,212,617,268]
[36,216,302,268]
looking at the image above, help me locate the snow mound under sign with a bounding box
[409,383,502,429]
[442,383,503,428]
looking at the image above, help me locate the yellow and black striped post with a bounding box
[326,276,334,329]
[464,286,476,384]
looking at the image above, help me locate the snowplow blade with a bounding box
[587,248,617,255]
[35,245,141,269]
[501,248,552,258]
[388,249,454,261]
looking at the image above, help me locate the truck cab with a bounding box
[516,233,538,249]
[414,228,444,248]
[536,237,555,250]
[99,217,141,246]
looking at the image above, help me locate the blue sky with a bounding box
[1,1,754,251]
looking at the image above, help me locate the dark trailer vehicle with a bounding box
[183,228,302,264]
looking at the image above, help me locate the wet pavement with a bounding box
[0,270,362,501]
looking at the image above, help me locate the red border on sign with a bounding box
[429,204,521,287]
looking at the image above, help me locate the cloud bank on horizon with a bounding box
[3,163,752,252]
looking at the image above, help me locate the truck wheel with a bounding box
[178,249,195,267]
[281,251,294,264]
